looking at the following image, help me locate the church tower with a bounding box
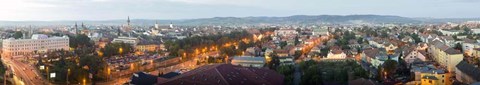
[127,16,131,26]
[74,22,79,34]
[155,21,159,29]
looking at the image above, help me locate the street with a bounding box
[2,57,46,85]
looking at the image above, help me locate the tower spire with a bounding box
[75,22,79,34]
[127,16,131,26]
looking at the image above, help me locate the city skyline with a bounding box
[1,0,480,21]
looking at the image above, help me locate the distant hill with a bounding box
[1,15,479,26]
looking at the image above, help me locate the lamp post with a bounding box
[107,67,111,81]
[67,68,70,85]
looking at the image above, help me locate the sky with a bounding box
[0,0,479,21]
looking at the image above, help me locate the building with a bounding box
[455,61,480,84]
[439,29,460,36]
[2,34,69,57]
[231,56,266,68]
[274,49,294,65]
[326,48,346,59]
[403,49,427,66]
[111,37,139,46]
[135,41,162,52]
[428,41,464,72]
[274,29,298,37]
[157,64,284,85]
[312,27,329,37]
[410,63,451,85]
[361,48,399,68]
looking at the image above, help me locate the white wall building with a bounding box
[111,37,139,46]
[231,56,266,68]
[2,34,69,57]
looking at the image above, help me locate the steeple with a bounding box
[169,22,173,29]
[74,22,78,34]
[81,22,86,29]
[127,16,131,26]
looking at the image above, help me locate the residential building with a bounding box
[274,29,298,37]
[455,61,480,84]
[428,41,464,72]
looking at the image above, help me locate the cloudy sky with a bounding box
[0,0,479,21]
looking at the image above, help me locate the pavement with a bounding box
[2,57,47,85]
[293,64,301,85]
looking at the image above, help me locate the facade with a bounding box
[274,29,298,37]
[404,49,427,66]
[439,29,460,36]
[231,56,266,68]
[428,41,464,72]
[312,27,329,37]
[326,49,346,59]
[2,34,69,57]
[112,37,139,46]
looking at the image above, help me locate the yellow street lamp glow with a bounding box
[119,48,124,54]
[83,78,86,85]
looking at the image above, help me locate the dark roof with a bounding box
[158,64,284,85]
[349,78,381,85]
[130,72,158,85]
[444,48,462,54]
[456,61,480,81]
[464,38,477,43]
[159,72,181,79]
[363,48,379,58]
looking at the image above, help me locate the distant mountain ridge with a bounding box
[1,15,480,26]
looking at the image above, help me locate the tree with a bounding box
[455,43,463,51]
[382,59,398,79]
[69,34,93,48]
[279,41,287,49]
[102,42,133,57]
[294,36,300,45]
[13,31,23,39]
[267,53,280,69]
[293,51,302,59]
[80,55,106,85]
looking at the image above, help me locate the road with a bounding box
[2,57,46,85]
[293,64,301,85]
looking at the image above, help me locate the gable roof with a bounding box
[158,64,284,85]
[456,61,480,81]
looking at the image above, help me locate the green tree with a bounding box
[69,34,93,48]
[382,59,398,79]
[79,55,106,85]
[13,31,23,39]
[279,41,287,49]
[102,42,133,57]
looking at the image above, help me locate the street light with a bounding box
[67,68,70,85]
[83,78,86,85]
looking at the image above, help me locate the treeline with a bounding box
[164,30,252,58]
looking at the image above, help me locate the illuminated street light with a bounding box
[119,48,124,54]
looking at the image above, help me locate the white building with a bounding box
[231,56,266,68]
[2,34,69,57]
[274,29,298,37]
[111,37,139,46]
